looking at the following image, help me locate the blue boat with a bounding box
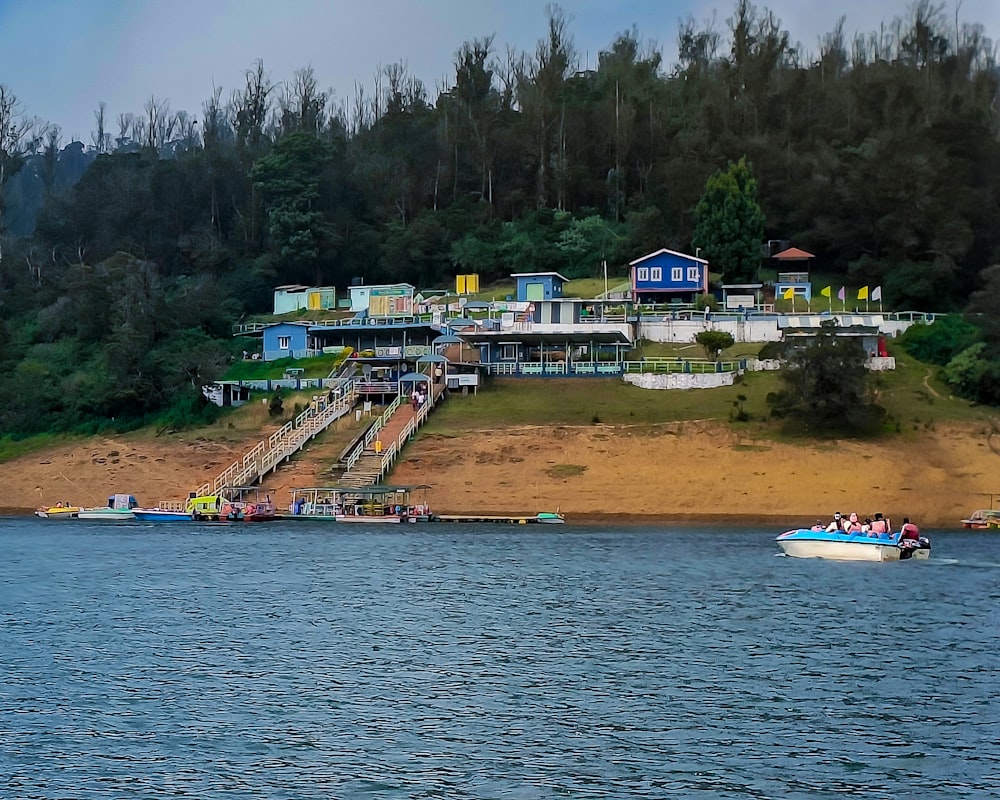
[132,504,192,522]
[776,528,931,562]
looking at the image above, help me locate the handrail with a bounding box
[197,382,358,495]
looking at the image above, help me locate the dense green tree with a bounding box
[251,131,336,283]
[767,320,883,433]
[691,157,765,282]
[695,330,735,361]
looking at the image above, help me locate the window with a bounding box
[671,267,683,282]
[687,266,700,283]
[650,267,662,281]
[278,336,291,350]
[501,344,517,360]
[637,267,649,281]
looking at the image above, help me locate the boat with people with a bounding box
[218,487,277,522]
[284,485,433,523]
[181,487,276,522]
[76,493,139,521]
[34,502,80,519]
[960,508,1000,529]
[776,515,931,562]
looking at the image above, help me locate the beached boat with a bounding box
[776,529,931,562]
[34,504,80,519]
[960,509,1000,529]
[284,485,432,523]
[76,494,139,521]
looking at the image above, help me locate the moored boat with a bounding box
[776,528,931,561]
[284,485,432,523]
[218,487,277,522]
[76,493,139,521]
[535,511,565,524]
[960,509,1000,529]
[132,501,192,522]
[34,504,80,519]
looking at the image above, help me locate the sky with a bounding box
[1,0,998,144]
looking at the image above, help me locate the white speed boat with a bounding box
[776,529,931,562]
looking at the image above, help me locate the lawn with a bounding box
[420,371,783,432]
[221,353,349,381]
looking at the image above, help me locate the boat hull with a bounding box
[76,509,136,521]
[132,510,192,522]
[777,530,930,562]
[35,507,80,519]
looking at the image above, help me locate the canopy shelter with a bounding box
[431,333,471,364]
[462,300,493,321]
[416,352,449,388]
[465,327,633,368]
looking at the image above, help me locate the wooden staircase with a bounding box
[197,382,359,496]
[333,383,445,488]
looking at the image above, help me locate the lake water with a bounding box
[1,519,997,799]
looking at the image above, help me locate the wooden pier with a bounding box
[433,512,564,525]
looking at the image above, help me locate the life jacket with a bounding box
[899,522,920,540]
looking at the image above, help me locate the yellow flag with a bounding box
[821,286,831,298]
[858,286,869,300]
[782,287,794,300]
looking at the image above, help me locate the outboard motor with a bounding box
[899,536,932,560]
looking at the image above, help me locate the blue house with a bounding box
[629,249,708,304]
[511,272,569,302]
[261,322,313,359]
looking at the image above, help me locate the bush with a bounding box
[897,315,979,366]
[269,390,284,417]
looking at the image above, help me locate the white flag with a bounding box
[871,286,882,301]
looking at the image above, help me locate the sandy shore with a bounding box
[3,418,998,527]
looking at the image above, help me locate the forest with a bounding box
[1,0,999,436]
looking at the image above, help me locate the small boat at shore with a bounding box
[77,494,139,521]
[776,529,931,562]
[285,485,433,523]
[960,509,1000,529]
[132,501,191,522]
[34,504,80,519]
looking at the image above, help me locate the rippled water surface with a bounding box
[1,519,998,799]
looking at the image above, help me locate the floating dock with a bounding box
[433,513,564,525]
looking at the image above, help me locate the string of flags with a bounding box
[814,285,883,307]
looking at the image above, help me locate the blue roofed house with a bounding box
[629,249,708,304]
[511,272,569,302]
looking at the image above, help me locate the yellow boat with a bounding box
[34,504,80,519]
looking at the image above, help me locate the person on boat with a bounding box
[869,512,891,536]
[899,517,920,540]
[844,512,863,534]
[824,512,845,532]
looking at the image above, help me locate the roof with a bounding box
[464,327,632,346]
[772,247,815,260]
[292,485,431,496]
[509,272,570,282]
[629,248,708,266]
[778,315,884,329]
